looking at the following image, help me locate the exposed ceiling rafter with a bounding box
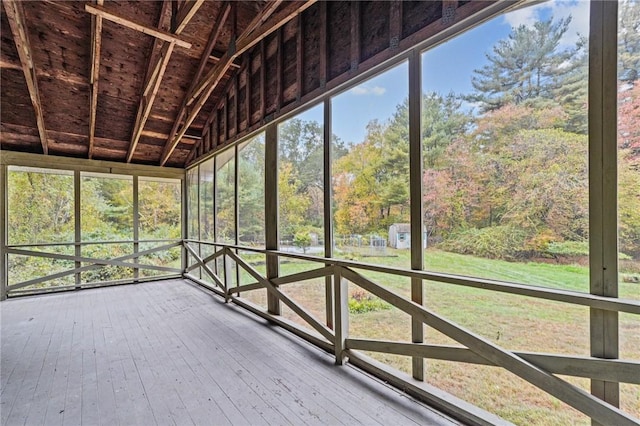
[88,0,104,159]
[126,0,204,163]
[163,2,232,166]
[2,0,49,154]
[84,3,193,49]
[161,0,317,166]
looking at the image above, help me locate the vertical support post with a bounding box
[234,144,240,292]
[589,1,619,420]
[0,164,8,300]
[212,156,218,276]
[324,98,334,329]
[74,169,81,289]
[133,175,139,282]
[196,165,201,279]
[409,48,424,381]
[223,247,231,303]
[181,172,188,276]
[333,266,348,364]
[265,123,280,314]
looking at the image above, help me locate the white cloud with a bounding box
[549,2,589,47]
[503,7,537,28]
[350,85,387,96]
[503,1,589,48]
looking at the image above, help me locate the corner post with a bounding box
[0,164,8,300]
[133,174,139,282]
[181,171,188,276]
[74,169,81,289]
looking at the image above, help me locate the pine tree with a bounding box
[467,17,576,112]
[619,0,640,83]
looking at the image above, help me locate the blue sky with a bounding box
[306,0,590,145]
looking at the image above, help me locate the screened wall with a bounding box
[183,1,639,424]
[1,154,184,297]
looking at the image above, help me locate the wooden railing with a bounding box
[4,239,182,297]
[183,240,640,426]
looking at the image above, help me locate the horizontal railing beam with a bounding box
[340,267,638,426]
[7,247,179,273]
[182,241,640,315]
[8,242,180,291]
[346,339,640,385]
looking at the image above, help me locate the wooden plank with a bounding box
[340,267,639,426]
[163,1,316,166]
[323,98,333,329]
[276,28,283,111]
[3,0,48,154]
[318,1,327,86]
[183,243,225,289]
[88,0,104,159]
[264,123,280,314]
[260,40,267,118]
[408,49,424,381]
[333,266,348,365]
[126,0,204,163]
[589,1,620,414]
[346,339,640,385]
[346,351,509,426]
[165,3,232,159]
[296,14,303,100]
[256,251,640,315]
[271,265,333,286]
[389,0,402,49]
[6,247,179,274]
[228,250,334,342]
[7,242,180,292]
[1,151,185,179]
[84,4,192,48]
[1,280,460,426]
[350,1,360,72]
[175,0,202,33]
[0,165,7,300]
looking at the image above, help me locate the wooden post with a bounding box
[333,266,348,365]
[133,175,139,282]
[324,98,334,329]
[181,173,188,276]
[224,247,232,303]
[265,123,280,314]
[0,164,8,300]
[408,49,424,381]
[234,144,240,293]
[589,1,619,420]
[196,165,202,279]
[74,170,81,289]
[212,156,218,276]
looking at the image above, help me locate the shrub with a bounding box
[546,241,589,257]
[348,288,391,314]
[440,226,527,260]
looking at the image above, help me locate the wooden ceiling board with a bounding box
[0,0,500,168]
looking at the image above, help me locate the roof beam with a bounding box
[162,2,232,166]
[88,0,104,159]
[84,3,193,49]
[163,0,317,166]
[126,0,204,163]
[3,0,48,154]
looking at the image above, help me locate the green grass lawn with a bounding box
[237,248,639,425]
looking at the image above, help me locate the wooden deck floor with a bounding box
[1,279,459,426]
